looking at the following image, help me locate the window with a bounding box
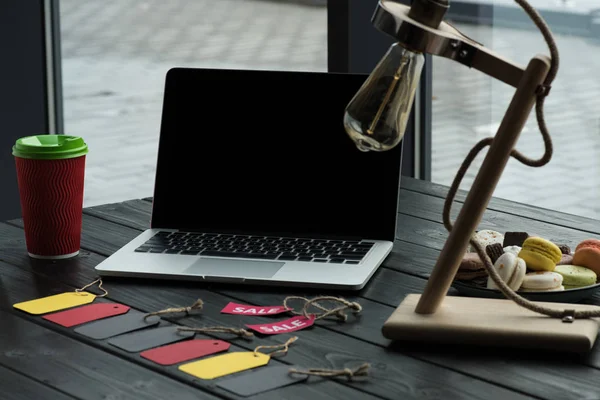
[330,0,600,219]
[431,1,600,218]
[13,0,596,218]
[59,0,327,207]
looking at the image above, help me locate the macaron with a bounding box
[520,271,563,291]
[554,265,597,288]
[556,244,571,255]
[557,254,574,265]
[572,239,600,275]
[469,230,504,252]
[520,285,565,292]
[487,252,526,291]
[456,253,487,280]
[518,237,562,272]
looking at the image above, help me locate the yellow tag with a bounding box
[13,292,96,315]
[179,352,270,380]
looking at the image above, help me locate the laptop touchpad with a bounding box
[184,258,284,279]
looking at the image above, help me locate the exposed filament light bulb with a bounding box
[344,43,425,152]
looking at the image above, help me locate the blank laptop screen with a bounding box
[151,68,403,241]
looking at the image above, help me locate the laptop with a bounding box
[95,67,403,290]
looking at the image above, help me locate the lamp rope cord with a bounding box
[443,0,600,320]
[289,362,370,379]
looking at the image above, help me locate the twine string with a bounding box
[253,336,298,357]
[289,363,370,379]
[144,299,204,320]
[75,278,108,298]
[283,296,330,315]
[283,296,362,321]
[177,326,254,338]
[444,0,600,320]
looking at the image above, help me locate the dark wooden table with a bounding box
[2,177,600,400]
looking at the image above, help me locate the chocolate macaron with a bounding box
[456,253,487,281]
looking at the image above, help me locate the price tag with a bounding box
[221,302,289,316]
[246,315,315,335]
[141,339,230,366]
[179,352,270,380]
[108,325,195,353]
[13,292,96,315]
[217,365,308,397]
[179,335,297,380]
[74,310,160,340]
[43,303,130,327]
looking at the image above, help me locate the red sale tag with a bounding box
[221,302,289,316]
[43,303,130,327]
[141,339,231,366]
[246,315,315,335]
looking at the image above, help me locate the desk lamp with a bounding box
[345,0,600,352]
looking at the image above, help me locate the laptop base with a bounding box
[95,229,393,291]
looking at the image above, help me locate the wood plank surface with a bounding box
[397,189,597,249]
[394,209,595,269]
[3,181,600,399]
[0,310,218,400]
[401,177,600,235]
[0,364,76,400]
[0,255,369,400]
[0,221,535,400]
[73,196,600,400]
[85,199,152,231]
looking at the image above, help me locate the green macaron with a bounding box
[554,265,597,288]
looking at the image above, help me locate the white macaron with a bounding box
[487,252,526,291]
[503,245,522,256]
[469,230,504,252]
[520,271,564,292]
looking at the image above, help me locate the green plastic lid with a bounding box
[12,135,88,160]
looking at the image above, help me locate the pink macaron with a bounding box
[572,239,600,275]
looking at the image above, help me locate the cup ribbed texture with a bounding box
[15,156,85,257]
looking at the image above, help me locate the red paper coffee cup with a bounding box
[13,135,88,259]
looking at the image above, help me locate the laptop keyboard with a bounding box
[134,231,375,264]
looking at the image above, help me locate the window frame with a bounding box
[0,0,62,220]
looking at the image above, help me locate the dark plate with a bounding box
[452,280,600,303]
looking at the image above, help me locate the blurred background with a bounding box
[58,0,600,217]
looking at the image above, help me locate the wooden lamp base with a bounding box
[382,294,600,353]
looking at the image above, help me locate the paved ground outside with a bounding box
[60,0,600,219]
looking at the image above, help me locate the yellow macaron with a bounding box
[518,237,562,271]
